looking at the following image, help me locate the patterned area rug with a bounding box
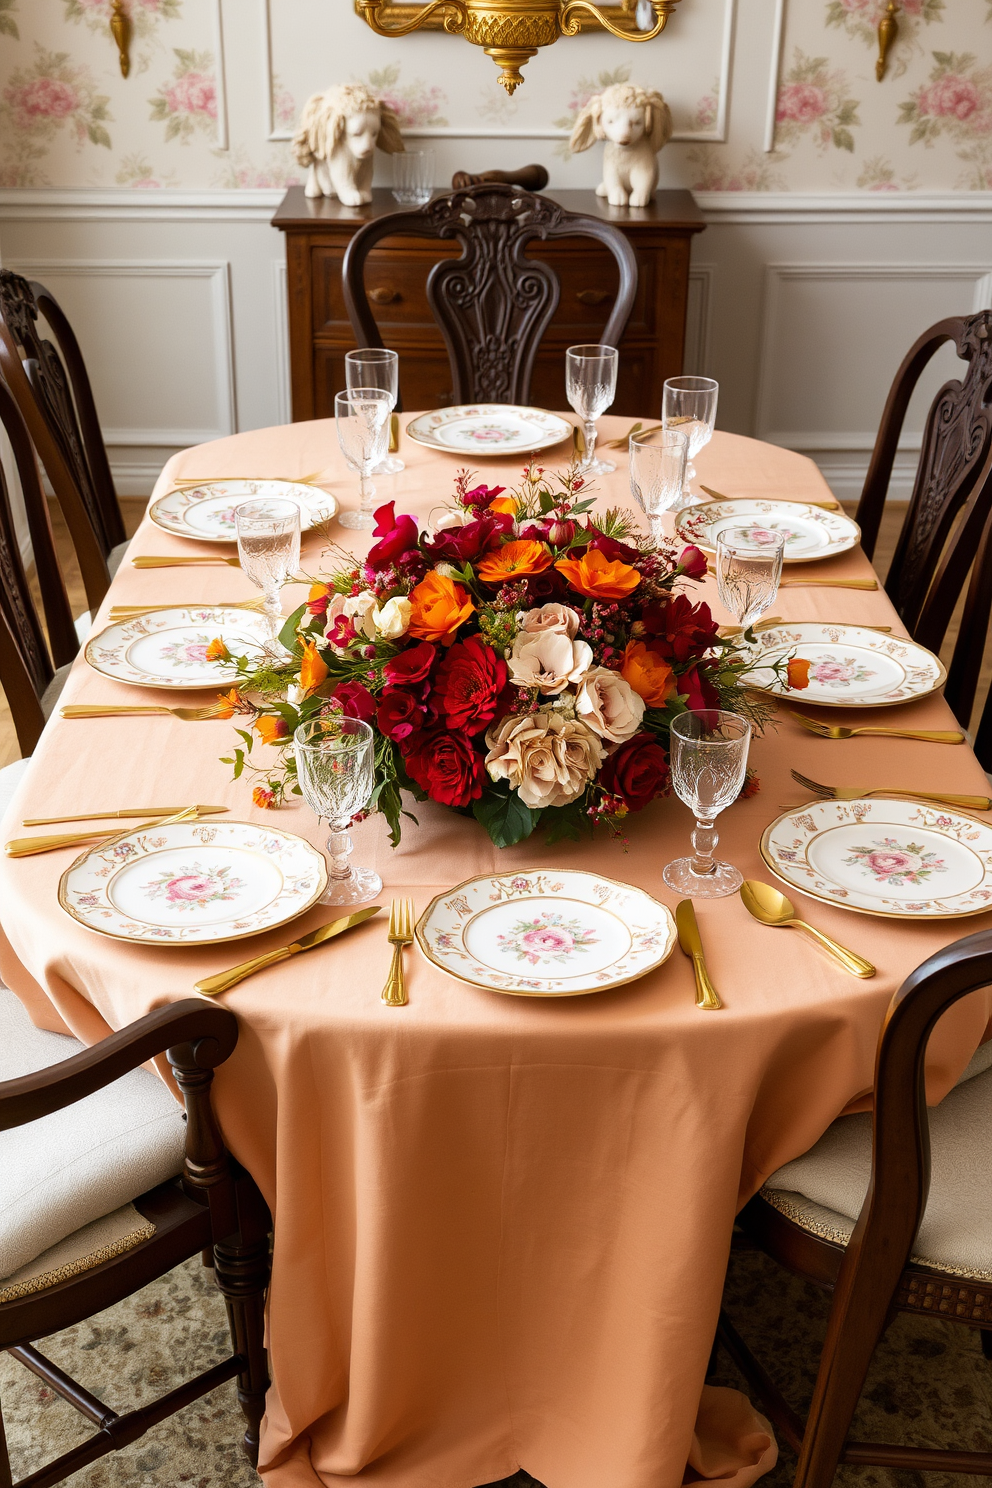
[2,1248,989,1486]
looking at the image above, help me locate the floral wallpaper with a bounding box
[0,0,989,191]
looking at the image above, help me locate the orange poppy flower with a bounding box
[476,540,553,584]
[299,638,329,695]
[488,496,519,516]
[555,548,641,601]
[205,637,229,662]
[213,687,247,719]
[255,715,290,745]
[786,657,811,690]
[252,785,277,809]
[620,641,676,708]
[407,571,475,645]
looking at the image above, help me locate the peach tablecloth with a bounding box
[2,417,991,1488]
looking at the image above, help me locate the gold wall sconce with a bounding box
[875,0,899,81]
[110,0,132,78]
[354,0,683,95]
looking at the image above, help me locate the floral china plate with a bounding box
[416,869,676,996]
[85,606,270,690]
[739,623,945,709]
[674,499,860,564]
[405,405,572,457]
[761,798,992,919]
[149,479,338,543]
[59,819,327,945]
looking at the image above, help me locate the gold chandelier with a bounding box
[354,0,683,96]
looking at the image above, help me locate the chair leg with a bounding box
[792,1300,891,1488]
[982,1329,992,1362]
[0,1395,12,1488]
[213,1231,271,1467]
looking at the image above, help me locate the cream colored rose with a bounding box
[485,711,604,809]
[373,595,412,639]
[343,590,378,640]
[508,631,593,695]
[518,602,581,639]
[428,507,469,535]
[575,667,645,744]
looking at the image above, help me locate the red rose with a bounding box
[331,680,376,723]
[679,667,720,712]
[586,527,642,564]
[366,502,419,572]
[679,545,709,581]
[377,686,425,742]
[433,634,508,734]
[422,511,511,565]
[383,640,436,688]
[403,727,485,807]
[598,733,670,811]
[640,593,719,664]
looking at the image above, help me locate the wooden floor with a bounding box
[0,498,988,770]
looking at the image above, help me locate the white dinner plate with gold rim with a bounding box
[149,479,338,543]
[761,798,992,920]
[416,868,676,996]
[740,623,945,709]
[674,498,860,564]
[405,405,572,457]
[59,819,328,946]
[85,607,270,691]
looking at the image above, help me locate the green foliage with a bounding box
[542,801,593,846]
[473,789,543,848]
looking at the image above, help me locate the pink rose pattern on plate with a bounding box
[497,911,600,967]
[805,653,875,688]
[157,632,235,669]
[145,862,246,911]
[739,524,801,547]
[844,837,948,887]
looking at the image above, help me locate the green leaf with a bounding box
[231,748,245,779]
[234,727,254,753]
[833,127,855,153]
[278,603,306,653]
[88,124,112,149]
[472,790,542,848]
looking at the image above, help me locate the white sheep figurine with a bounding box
[568,83,673,208]
[292,83,404,206]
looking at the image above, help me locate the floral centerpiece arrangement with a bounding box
[217,466,765,848]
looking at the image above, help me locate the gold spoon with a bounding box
[739,879,876,978]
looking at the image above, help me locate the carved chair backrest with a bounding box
[856,311,992,651]
[343,183,639,407]
[0,378,76,756]
[0,271,119,612]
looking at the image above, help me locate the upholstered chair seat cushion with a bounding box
[762,1062,992,1282]
[0,989,186,1282]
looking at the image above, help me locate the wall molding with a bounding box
[685,264,714,376]
[763,0,786,154]
[211,0,230,153]
[10,259,237,446]
[272,259,291,426]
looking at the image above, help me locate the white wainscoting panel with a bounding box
[272,259,291,427]
[684,265,714,377]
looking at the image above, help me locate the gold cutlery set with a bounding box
[60,703,228,722]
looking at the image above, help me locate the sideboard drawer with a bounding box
[312,242,459,332]
[531,245,651,335]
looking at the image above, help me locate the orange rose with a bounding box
[407,571,475,645]
[488,496,519,516]
[621,641,677,708]
[555,548,641,601]
[299,637,329,695]
[255,715,290,745]
[786,658,811,691]
[476,540,553,584]
[205,637,229,662]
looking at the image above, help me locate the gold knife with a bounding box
[131,555,242,568]
[675,900,722,1010]
[194,905,382,996]
[389,412,399,454]
[22,806,229,827]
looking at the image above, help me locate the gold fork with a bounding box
[60,703,230,722]
[606,421,665,449]
[6,805,200,859]
[170,470,325,487]
[779,577,878,590]
[381,897,415,1006]
[790,769,989,810]
[789,711,965,744]
[131,555,242,568]
[108,598,267,619]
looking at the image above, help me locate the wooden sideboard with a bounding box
[272,185,705,421]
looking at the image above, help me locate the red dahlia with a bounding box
[433,634,508,734]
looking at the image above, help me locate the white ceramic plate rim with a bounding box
[760,797,992,919]
[59,819,328,945]
[84,606,271,691]
[405,405,572,457]
[149,478,338,544]
[674,499,860,564]
[741,623,946,709]
[415,867,677,996]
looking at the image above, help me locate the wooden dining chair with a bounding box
[342,182,638,408]
[719,927,992,1486]
[0,270,128,613]
[0,990,270,1483]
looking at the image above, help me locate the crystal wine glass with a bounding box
[629,428,688,541]
[346,348,402,476]
[663,710,751,898]
[716,528,785,629]
[234,497,301,642]
[294,716,382,906]
[335,387,391,530]
[662,375,718,500]
[392,150,435,205]
[566,344,619,476]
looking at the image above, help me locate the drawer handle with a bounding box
[370,286,402,305]
[576,288,611,306]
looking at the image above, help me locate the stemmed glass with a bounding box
[663,710,751,898]
[566,344,619,476]
[234,497,301,643]
[346,348,403,476]
[629,429,688,541]
[335,387,391,530]
[662,375,718,501]
[294,716,382,906]
[716,528,785,629]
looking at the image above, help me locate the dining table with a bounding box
[1,412,991,1488]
